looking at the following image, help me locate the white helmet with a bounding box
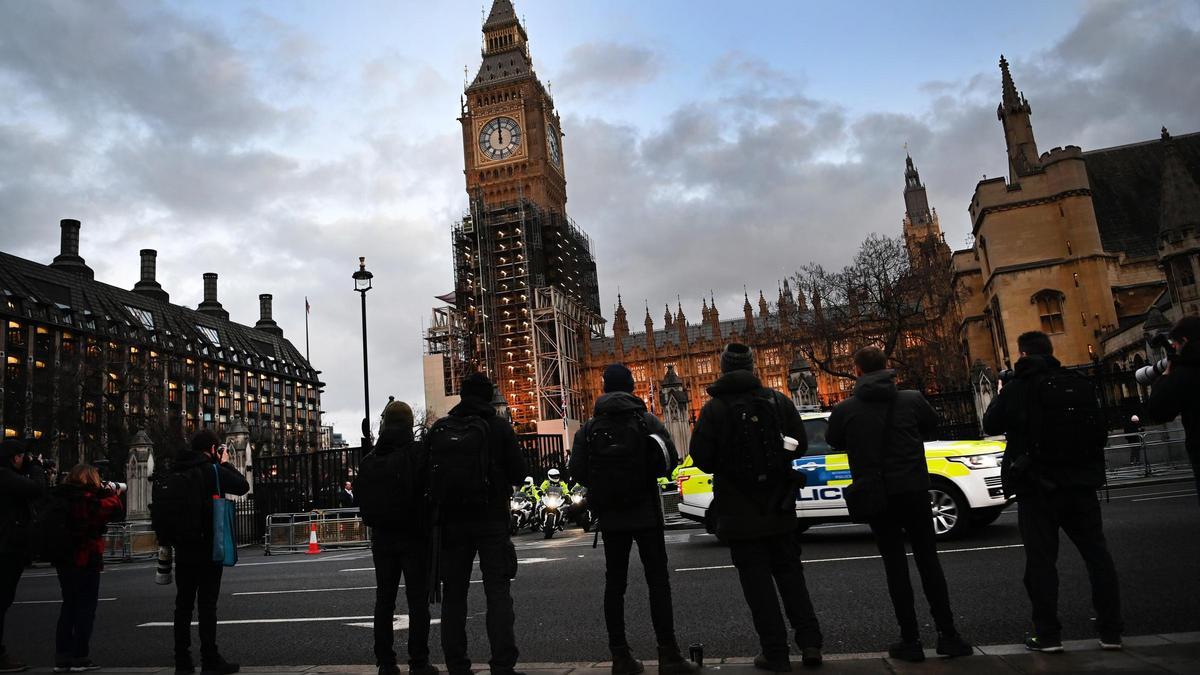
[547,468,561,481]
[524,476,534,486]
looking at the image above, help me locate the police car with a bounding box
[676,412,1010,539]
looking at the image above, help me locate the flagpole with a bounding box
[304,296,311,362]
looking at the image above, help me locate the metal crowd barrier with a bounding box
[1103,425,1193,482]
[103,520,158,563]
[263,507,372,556]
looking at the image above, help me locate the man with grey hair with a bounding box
[691,343,823,670]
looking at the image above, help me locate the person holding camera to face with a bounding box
[0,440,48,673]
[49,464,125,672]
[168,430,249,675]
[1144,316,1200,504]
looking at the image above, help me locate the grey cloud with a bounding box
[553,41,663,97]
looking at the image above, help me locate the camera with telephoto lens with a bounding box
[1135,332,1175,386]
[103,481,128,493]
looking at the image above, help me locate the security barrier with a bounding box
[1104,425,1192,482]
[103,520,159,563]
[264,508,371,556]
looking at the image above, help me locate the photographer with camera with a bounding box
[1143,316,1200,503]
[982,331,1122,653]
[48,464,125,672]
[0,440,47,673]
[167,430,248,675]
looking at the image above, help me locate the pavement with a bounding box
[19,632,1200,673]
[8,482,1199,670]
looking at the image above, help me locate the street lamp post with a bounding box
[352,257,374,450]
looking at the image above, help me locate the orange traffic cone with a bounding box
[306,521,321,555]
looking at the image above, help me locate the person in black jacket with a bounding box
[364,400,436,675]
[171,430,250,675]
[438,373,529,675]
[825,347,972,662]
[690,343,823,671]
[569,364,696,675]
[0,439,47,673]
[982,331,1122,653]
[1144,316,1200,503]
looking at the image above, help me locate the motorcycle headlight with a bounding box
[544,496,563,509]
[570,495,583,504]
[510,499,521,510]
[947,452,1003,470]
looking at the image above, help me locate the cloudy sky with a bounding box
[2,0,1198,435]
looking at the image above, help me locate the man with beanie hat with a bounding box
[435,373,528,675]
[0,440,47,673]
[356,399,436,675]
[691,344,823,670]
[569,364,696,675]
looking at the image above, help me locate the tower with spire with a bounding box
[997,56,1042,183]
[901,152,950,268]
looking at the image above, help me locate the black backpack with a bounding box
[584,411,653,512]
[31,490,73,565]
[722,389,791,489]
[356,442,421,529]
[427,415,492,506]
[1028,368,1108,464]
[150,467,206,548]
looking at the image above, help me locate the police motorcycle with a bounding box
[510,489,534,535]
[567,484,592,532]
[537,481,568,540]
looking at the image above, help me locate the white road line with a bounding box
[517,557,565,564]
[340,567,375,572]
[1111,488,1197,500]
[141,615,375,627]
[234,586,377,596]
[15,598,116,605]
[675,543,1025,572]
[1132,493,1197,503]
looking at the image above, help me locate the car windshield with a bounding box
[802,418,832,457]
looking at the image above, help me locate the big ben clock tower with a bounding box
[462,0,567,215]
[440,0,601,428]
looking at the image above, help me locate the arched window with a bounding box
[1033,290,1066,334]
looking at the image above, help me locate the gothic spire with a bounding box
[483,0,519,30]
[999,54,1020,112]
[644,302,654,330]
[1159,128,1200,238]
[664,303,673,329]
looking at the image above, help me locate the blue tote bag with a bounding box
[211,465,239,567]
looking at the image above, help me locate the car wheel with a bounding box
[970,506,1005,528]
[928,480,970,539]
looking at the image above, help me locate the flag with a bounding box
[305,297,310,314]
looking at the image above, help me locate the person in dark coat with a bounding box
[983,331,1122,653]
[338,481,357,508]
[825,347,972,662]
[52,464,125,672]
[690,343,823,670]
[0,440,47,673]
[569,364,696,675]
[1144,315,1200,502]
[364,400,437,675]
[438,373,529,675]
[171,430,250,675]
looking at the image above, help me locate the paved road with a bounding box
[8,482,1199,668]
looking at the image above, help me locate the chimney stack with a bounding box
[49,218,94,279]
[197,272,229,320]
[132,249,169,303]
[255,293,283,335]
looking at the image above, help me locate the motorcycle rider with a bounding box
[539,469,569,496]
[519,477,540,502]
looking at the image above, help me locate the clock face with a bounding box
[479,117,522,161]
[546,124,562,167]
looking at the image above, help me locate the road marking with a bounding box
[517,557,564,564]
[341,567,375,572]
[1132,487,1190,499]
[141,615,376,627]
[234,586,376,596]
[345,616,442,630]
[1111,488,1197,500]
[675,543,1025,572]
[15,598,116,605]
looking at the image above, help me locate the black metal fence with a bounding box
[1067,363,1143,431]
[253,446,363,516]
[233,494,263,547]
[925,389,983,440]
[518,433,566,481]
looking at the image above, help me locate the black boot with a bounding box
[887,640,925,663]
[936,631,973,658]
[657,643,698,674]
[611,646,644,675]
[753,654,791,673]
